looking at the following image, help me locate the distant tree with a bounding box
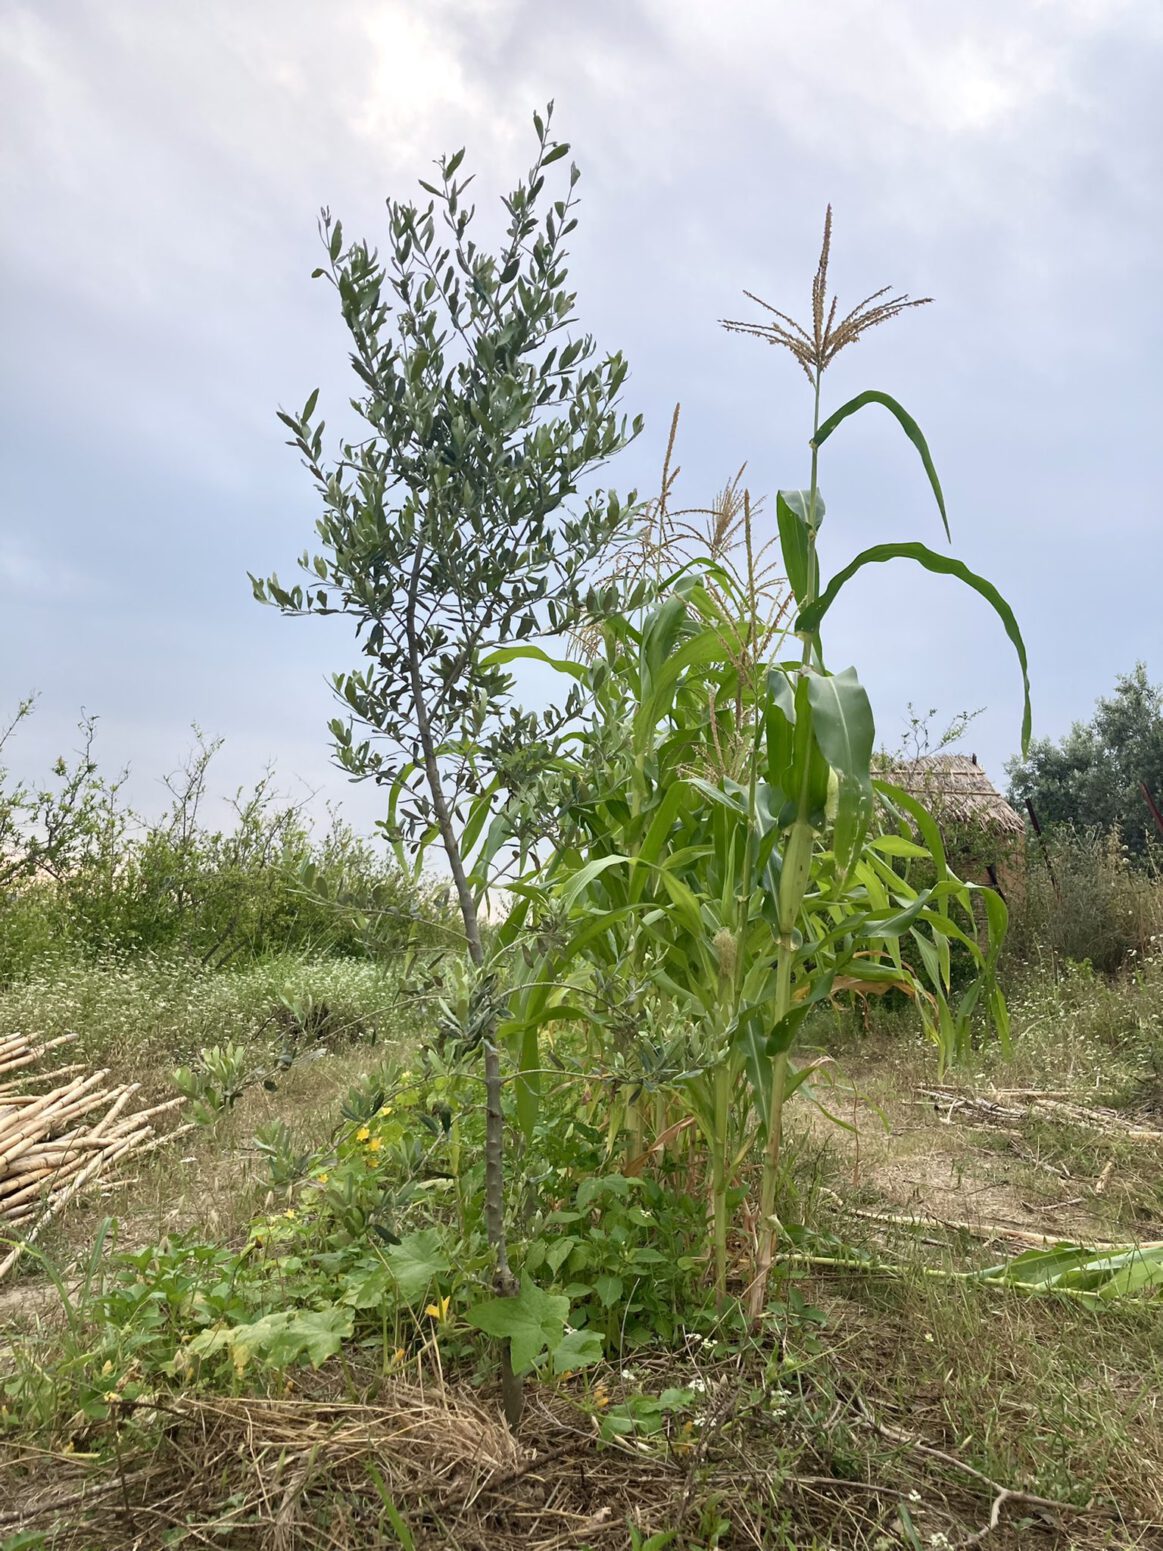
[252,107,641,1422]
[0,698,124,893]
[1006,664,1163,858]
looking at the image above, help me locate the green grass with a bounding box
[0,950,414,1088]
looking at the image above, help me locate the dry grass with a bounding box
[1,1326,1159,1550]
[24,1039,399,1269]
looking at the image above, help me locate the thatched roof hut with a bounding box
[883,754,1024,838]
[882,754,1025,894]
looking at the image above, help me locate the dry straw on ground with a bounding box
[0,1360,1128,1550]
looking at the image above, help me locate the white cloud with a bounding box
[0,0,1158,808]
[0,539,89,601]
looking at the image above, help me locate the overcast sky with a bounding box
[2,0,1160,835]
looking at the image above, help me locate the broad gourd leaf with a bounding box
[250,1308,353,1368]
[187,1307,354,1372]
[383,1229,451,1303]
[341,1263,391,1309]
[551,1327,605,1373]
[466,1280,570,1375]
[576,1173,633,1210]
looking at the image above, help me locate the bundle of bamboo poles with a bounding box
[0,1031,191,1280]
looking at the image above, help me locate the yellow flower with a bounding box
[592,1384,610,1410]
[425,1296,452,1323]
[283,1208,296,1220]
[390,1347,406,1365]
[367,1137,383,1153]
[316,1172,329,1184]
[103,1390,120,1404]
[355,1126,371,1142]
[377,1104,393,1117]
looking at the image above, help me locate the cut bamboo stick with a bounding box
[0,1071,108,1150]
[0,1086,121,1173]
[0,1134,141,1280]
[0,1032,77,1077]
[0,1061,87,1095]
[919,1087,1163,1143]
[0,1037,187,1267]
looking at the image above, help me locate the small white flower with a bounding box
[689,1376,707,1393]
[908,1489,922,1503]
[621,1369,636,1381]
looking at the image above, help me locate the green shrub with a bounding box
[0,718,444,981]
[1004,829,1163,976]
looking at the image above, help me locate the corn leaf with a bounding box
[812,390,949,541]
[799,544,1030,752]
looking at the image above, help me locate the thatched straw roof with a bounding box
[883,754,1024,837]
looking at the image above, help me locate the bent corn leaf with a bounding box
[798,543,1031,751]
[812,390,949,541]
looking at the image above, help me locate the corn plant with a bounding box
[497,209,1030,1314]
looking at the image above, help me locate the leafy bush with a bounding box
[1004,829,1163,976]
[1007,663,1163,861]
[0,719,439,981]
